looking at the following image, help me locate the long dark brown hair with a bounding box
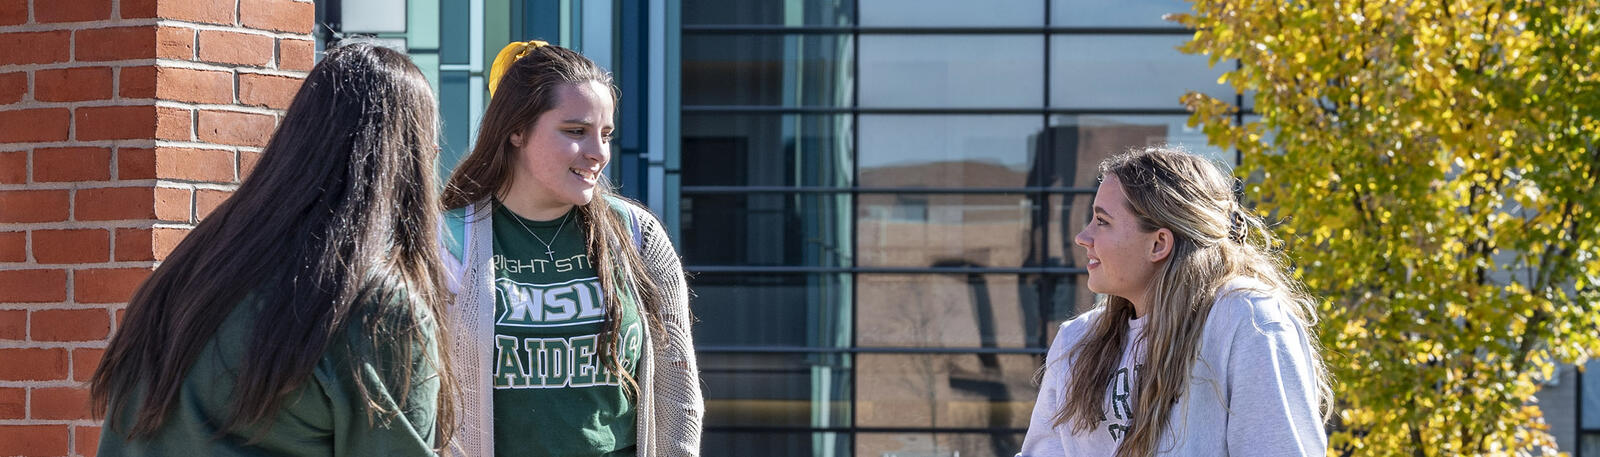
[1054,147,1330,456]
[441,43,662,396]
[90,42,458,448]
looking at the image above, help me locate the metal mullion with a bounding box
[686,265,1088,274]
[1580,365,1587,457]
[700,367,818,375]
[1236,58,1246,166]
[682,105,1196,115]
[697,345,1048,355]
[1039,0,1055,351]
[706,425,1030,434]
[681,186,1098,194]
[683,24,1192,35]
[849,0,862,438]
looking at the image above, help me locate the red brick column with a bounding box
[0,0,312,455]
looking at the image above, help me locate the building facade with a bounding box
[2,0,1592,456]
[314,0,1600,456]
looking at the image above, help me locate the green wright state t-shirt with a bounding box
[491,202,642,457]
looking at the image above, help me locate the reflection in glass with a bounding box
[684,33,854,107]
[1045,274,1094,334]
[860,0,1042,27]
[682,114,853,188]
[684,0,854,26]
[697,273,857,348]
[858,115,1046,188]
[681,193,851,267]
[857,193,1035,267]
[1046,193,1094,268]
[1047,114,1233,172]
[691,273,852,348]
[857,432,1028,457]
[1049,35,1233,109]
[856,274,1051,349]
[705,430,852,457]
[860,35,1044,108]
[701,352,852,427]
[1050,0,1190,27]
[856,353,1039,428]
[438,71,473,175]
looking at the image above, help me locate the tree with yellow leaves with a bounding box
[1176,1,1600,455]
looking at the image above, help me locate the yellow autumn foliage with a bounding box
[1178,1,1600,455]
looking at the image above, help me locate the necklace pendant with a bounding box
[545,248,556,261]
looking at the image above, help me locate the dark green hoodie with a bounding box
[97,296,441,457]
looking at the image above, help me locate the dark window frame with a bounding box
[680,0,1249,447]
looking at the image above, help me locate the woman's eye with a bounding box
[1095,217,1108,226]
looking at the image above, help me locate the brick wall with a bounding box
[0,1,313,455]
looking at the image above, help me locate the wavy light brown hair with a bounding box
[441,43,661,396]
[1053,146,1331,456]
[91,42,457,448]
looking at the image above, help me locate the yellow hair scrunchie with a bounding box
[488,40,549,98]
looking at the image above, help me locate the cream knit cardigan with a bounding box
[442,199,704,457]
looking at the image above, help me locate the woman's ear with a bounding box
[1149,228,1174,263]
[509,130,526,148]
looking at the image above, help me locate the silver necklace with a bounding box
[507,207,572,261]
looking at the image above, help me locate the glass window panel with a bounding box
[704,430,852,457]
[681,193,852,267]
[860,0,1042,27]
[857,274,1054,349]
[1044,274,1095,334]
[1046,193,1093,268]
[1042,194,1106,329]
[1049,35,1234,109]
[691,273,852,348]
[438,71,473,175]
[858,432,1028,457]
[1585,360,1600,428]
[856,354,1040,429]
[684,0,854,26]
[438,0,470,64]
[683,33,853,107]
[860,35,1044,108]
[701,352,852,427]
[1050,0,1190,27]
[682,114,854,188]
[859,115,1046,188]
[1585,434,1600,456]
[1047,114,1232,172]
[857,193,1036,268]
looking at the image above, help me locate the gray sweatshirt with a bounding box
[1017,277,1327,456]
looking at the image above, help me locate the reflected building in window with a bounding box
[678,2,1240,446]
[676,1,1240,456]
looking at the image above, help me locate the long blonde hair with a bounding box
[1052,146,1331,456]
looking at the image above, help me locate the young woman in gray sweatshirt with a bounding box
[1018,147,1331,456]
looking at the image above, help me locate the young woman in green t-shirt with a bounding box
[439,41,703,457]
[91,43,459,456]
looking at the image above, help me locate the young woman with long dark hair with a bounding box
[438,41,702,457]
[1018,147,1331,456]
[91,43,457,456]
